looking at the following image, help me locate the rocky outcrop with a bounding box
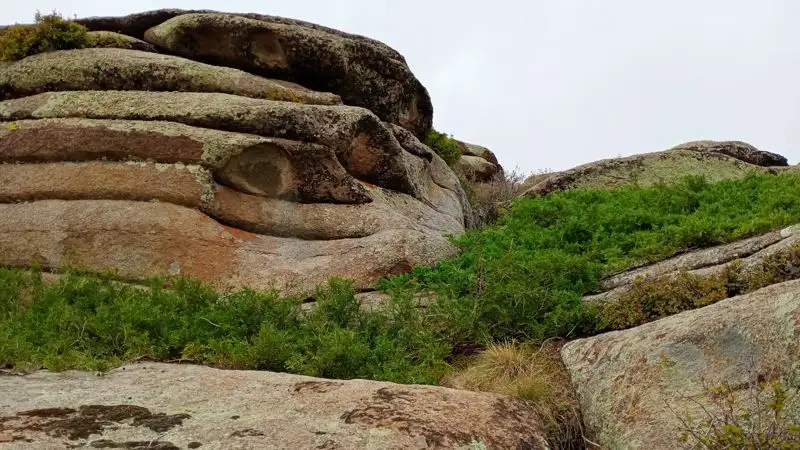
[457,155,498,182]
[0,48,341,104]
[86,31,157,52]
[670,140,788,167]
[562,279,800,449]
[0,363,549,449]
[460,142,500,166]
[584,224,800,304]
[455,141,502,182]
[522,141,786,197]
[0,11,466,296]
[72,9,432,137]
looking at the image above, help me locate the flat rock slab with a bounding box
[562,279,800,449]
[0,363,548,449]
[0,48,340,105]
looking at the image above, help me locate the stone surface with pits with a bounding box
[0,363,548,449]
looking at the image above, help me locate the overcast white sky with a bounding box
[6,1,800,174]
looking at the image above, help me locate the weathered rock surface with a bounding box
[0,91,433,199]
[562,280,800,449]
[584,224,800,304]
[522,143,783,197]
[0,92,466,295]
[459,141,500,166]
[0,112,466,295]
[457,155,499,182]
[670,140,788,167]
[0,200,459,295]
[0,10,466,298]
[86,31,157,52]
[0,48,340,104]
[0,363,548,449]
[73,9,433,137]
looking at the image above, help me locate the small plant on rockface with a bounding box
[597,271,729,331]
[0,11,95,61]
[424,128,462,167]
[597,243,800,331]
[462,167,527,228]
[742,242,800,292]
[675,373,800,449]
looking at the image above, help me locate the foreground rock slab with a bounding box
[562,279,800,449]
[0,363,548,449]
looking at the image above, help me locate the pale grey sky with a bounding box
[6,1,800,174]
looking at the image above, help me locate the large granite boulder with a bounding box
[73,9,432,138]
[0,90,465,296]
[0,363,549,449]
[522,140,787,197]
[0,8,466,299]
[562,279,800,449]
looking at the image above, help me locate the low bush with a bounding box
[0,270,449,384]
[676,374,800,448]
[424,128,462,167]
[0,12,95,62]
[597,242,800,330]
[384,172,800,344]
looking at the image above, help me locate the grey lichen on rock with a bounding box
[0,47,341,104]
[563,279,800,449]
[141,12,432,137]
[87,31,158,52]
[522,148,778,198]
[0,363,549,449]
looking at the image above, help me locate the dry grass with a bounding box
[598,243,800,331]
[441,340,595,449]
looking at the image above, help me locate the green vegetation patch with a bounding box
[424,128,462,167]
[4,172,800,383]
[0,271,449,383]
[383,172,800,344]
[0,12,96,62]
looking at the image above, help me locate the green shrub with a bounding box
[383,172,800,344]
[424,128,462,167]
[0,269,449,383]
[597,271,729,330]
[0,12,95,62]
[597,242,800,331]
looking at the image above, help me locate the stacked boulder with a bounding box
[0,10,470,297]
[456,141,503,182]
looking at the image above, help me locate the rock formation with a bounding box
[522,140,788,197]
[0,11,467,297]
[76,9,433,138]
[456,140,502,182]
[562,279,800,448]
[0,363,548,449]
